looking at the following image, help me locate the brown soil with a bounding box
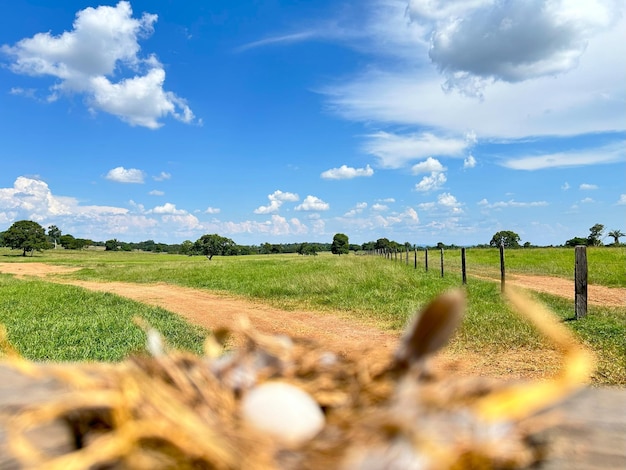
[1,262,624,380]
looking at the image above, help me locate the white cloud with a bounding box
[295,195,329,211]
[205,207,220,214]
[502,142,625,170]
[463,155,476,169]
[617,194,626,205]
[371,203,388,211]
[364,131,467,168]
[149,190,164,196]
[153,172,171,181]
[579,183,598,190]
[479,199,549,209]
[344,202,368,217]
[414,172,446,192]
[561,182,570,190]
[150,203,186,215]
[105,166,145,183]
[408,0,621,95]
[322,8,625,140]
[2,1,195,128]
[321,164,374,180]
[580,197,595,204]
[254,190,299,214]
[411,157,446,175]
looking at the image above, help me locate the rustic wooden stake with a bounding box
[461,247,467,285]
[499,244,505,293]
[575,245,588,319]
[440,248,444,278]
[425,248,429,272]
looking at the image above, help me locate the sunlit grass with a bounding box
[0,274,206,362]
[0,248,623,384]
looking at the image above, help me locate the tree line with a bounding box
[0,220,622,257]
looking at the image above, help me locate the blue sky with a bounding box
[1,0,624,247]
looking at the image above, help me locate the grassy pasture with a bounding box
[0,247,624,384]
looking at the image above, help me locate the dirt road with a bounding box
[1,262,624,379]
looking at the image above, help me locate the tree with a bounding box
[3,220,49,256]
[105,239,120,251]
[607,229,624,245]
[331,233,349,255]
[179,240,194,256]
[565,237,588,247]
[194,234,236,260]
[48,225,62,249]
[489,230,521,248]
[587,223,605,246]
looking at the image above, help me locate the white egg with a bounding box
[241,381,325,446]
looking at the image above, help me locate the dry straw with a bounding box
[2,288,593,469]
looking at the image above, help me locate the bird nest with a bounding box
[2,288,593,469]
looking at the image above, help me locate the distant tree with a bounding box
[587,223,605,246]
[194,234,236,260]
[47,225,62,249]
[374,238,391,251]
[523,241,531,248]
[179,240,194,255]
[4,220,49,256]
[436,242,445,249]
[565,237,588,247]
[331,233,349,255]
[489,230,521,248]
[297,242,318,256]
[59,234,75,249]
[105,239,119,251]
[361,241,376,251]
[607,229,624,246]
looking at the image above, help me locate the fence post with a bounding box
[414,246,417,270]
[440,248,444,278]
[406,247,409,265]
[425,248,429,272]
[461,247,467,285]
[575,245,588,319]
[499,244,506,292]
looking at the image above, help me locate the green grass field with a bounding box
[0,247,624,384]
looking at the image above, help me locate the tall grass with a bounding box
[0,274,206,361]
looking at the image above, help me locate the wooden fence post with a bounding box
[499,244,505,293]
[425,248,429,272]
[440,248,444,278]
[575,245,588,319]
[461,247,467,285]
[414,247,417,270]
[406,247,409,265]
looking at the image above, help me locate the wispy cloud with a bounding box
[235,31,317,52]
[579,183,598,190]
[501,142,625,170]
[478,199,549,209]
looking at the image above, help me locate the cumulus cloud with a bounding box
[364,131,467,168]
[321,164,374,180]
[254,190,299,214]
[150,203,186,215]
[617,194,626,205]
[295,195,329,211]
[2,1,195,128]
[408,0,621,95]
[105,166,145,183]
[411,157,446,175]
[371,203,388,211]
[463,155,477,168]
[205,207,220,214]
[344,202,368,217]
[579,183,598,190]
[414,172,446,192]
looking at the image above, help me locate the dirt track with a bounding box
[1,262,624,379]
